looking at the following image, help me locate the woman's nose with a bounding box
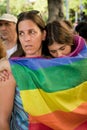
[56,51,63,57]
[24,34,31,41]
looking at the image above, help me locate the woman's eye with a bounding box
[50,50,56,53]
[19,32,24,36]
[60,47,65,50]
[29,30,37,35]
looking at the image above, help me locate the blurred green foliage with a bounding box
[64,0,87,23]
[0,0,48,22]
[0,0,87,23]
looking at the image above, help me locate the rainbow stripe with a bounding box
[10,55,87,129]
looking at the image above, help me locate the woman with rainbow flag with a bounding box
[0,10,46,130]
[0,15,87,130]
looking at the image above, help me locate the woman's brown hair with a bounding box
[45,20,73,46]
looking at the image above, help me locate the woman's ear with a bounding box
[42,30,46,41]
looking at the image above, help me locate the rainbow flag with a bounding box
[9,49,87,130]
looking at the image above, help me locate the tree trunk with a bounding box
[47,0,64,23]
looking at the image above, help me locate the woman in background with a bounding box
[45,20,86,58]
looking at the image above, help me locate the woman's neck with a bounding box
[25,51,42,58]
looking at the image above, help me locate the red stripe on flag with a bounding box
[29,123,52,130]
[75,121,87,130]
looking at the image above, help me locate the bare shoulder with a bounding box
[0,72,16,110]
[0,72,16,88]
[0,71,16,96]
[0,72,16,127]
[0,57,11,72]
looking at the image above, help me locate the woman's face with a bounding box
[48,42,72,58]
[18,20,46,57]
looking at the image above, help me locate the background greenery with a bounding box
[0,0,87,23]
[0,0,48,21]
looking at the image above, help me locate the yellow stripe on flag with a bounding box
[20,81,87,116]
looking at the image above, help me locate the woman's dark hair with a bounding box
[16,10,45,35]
[45,20,73,46]
[63,20,73,29]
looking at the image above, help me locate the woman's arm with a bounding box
[0,60,16,130]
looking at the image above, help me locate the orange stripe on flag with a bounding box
[30,102,87,130]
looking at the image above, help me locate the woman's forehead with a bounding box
[18,20,39,31]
